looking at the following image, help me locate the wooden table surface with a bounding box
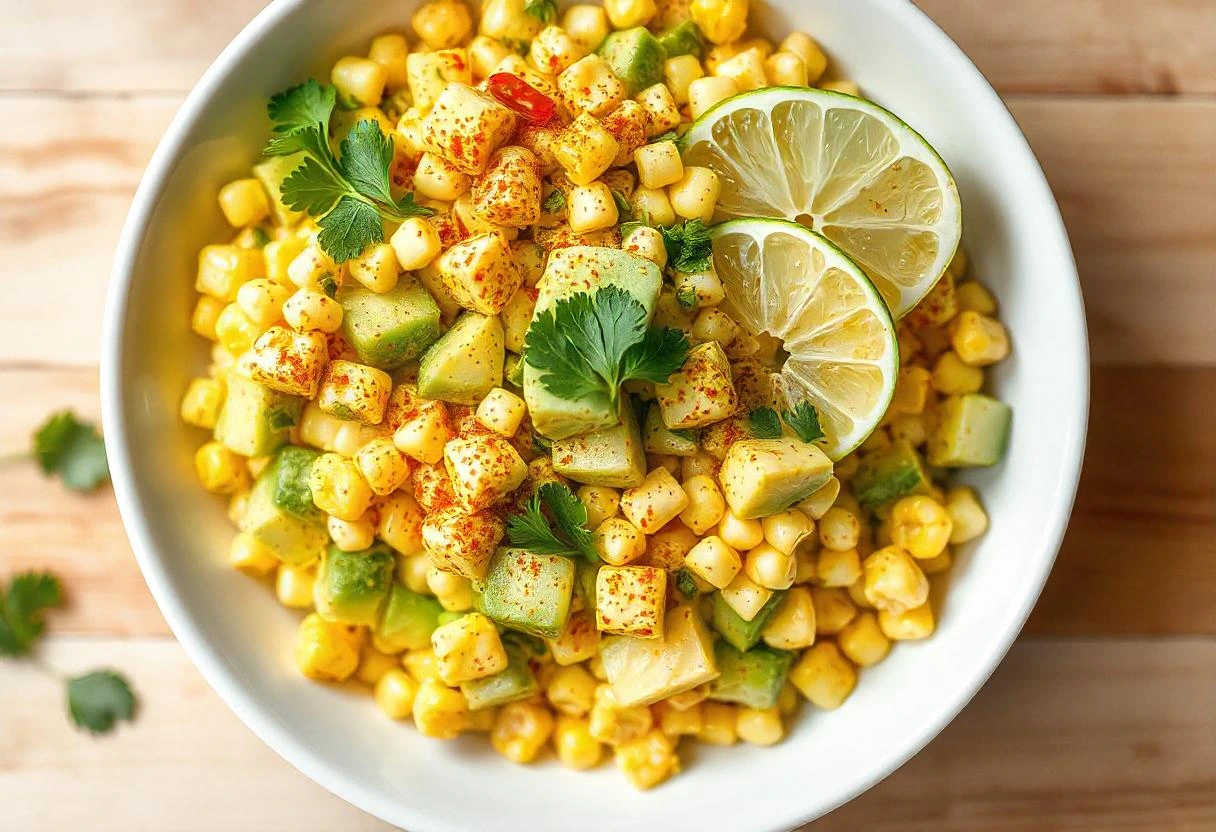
[2,1,1214,830]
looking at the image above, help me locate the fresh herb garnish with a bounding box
[650,130,680,145]
[33,411,109,492]
[0,571,137,734]
[523,286,690,413]
[542,188,566,214]
[611,189,633,221]
[507,483,597,560]
[670,427,699,442]
[531,432,553,455]
[249,227,272,248]
[782,401,826,444]
[660,219,713,273]
[620,208,652,240]
[673,568,701,601]
[748,407,784,439]
[265,80,433,262]
[675,286,698,309]
[318,274,339,298]
[525,0,558,23]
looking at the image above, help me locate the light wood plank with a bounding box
[1,95,1213,367]
[3,0,1214,95]
[0,638,1211,831]
[1,366,1211,637]
[916,0,1216,95]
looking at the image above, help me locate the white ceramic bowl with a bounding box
[101,1,1088,829]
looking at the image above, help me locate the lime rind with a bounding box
[684,87,962,319]
[709,218,898,460]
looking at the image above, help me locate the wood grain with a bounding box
[4,0,1214,95]
[0,638,1211,832]
[0,95,1212,368]
[3,365,1211,637]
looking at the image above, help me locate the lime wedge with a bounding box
[711,219,898,459]
[685,87,961,318]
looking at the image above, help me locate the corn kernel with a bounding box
[218,179,270,229]
[393,400,454,464]
[744,543,796,591]
[588,684,653,745]
[779,32,828,83]
[688,75,738,119]
[374,669,420,719]
[838,611,891,667]
[664,55,704,105]
[624,226,668,268]
[547,664,599,716]
[426,563,477,610]
[431,612,507,685]
[630,186,677,227]
[195,441,249,495]
[790,642,856,709]
[275,563,317,608]
[736,706,784,746]
[690,0,748,44]
[411,0,472,50]
[309,452,375,522]
[635,83,682,136]
[402,648,443,683]
[228,531,278,577]
[818,506,860,552]
[951,310,1010,367]
[955,281,997,315]
[816,547,862,588]
[413,678,470,739]
[368,33,409,88]
[812,586,857,635]
[332,55,388,107]
[862,545,930,614]
[720,572,772,622]
[326,513,376,553]
[562,5,611,52]
[761,585,817,650]
[931,350,984,395]
[946,486,989,543]
[620,467,689,533]
[593,517,647,566]
[295,613,362,682]
[558,55,626,118]
[615,730,679,790]
[698,701,738,745]
[554,715,604,770]
[491,701,555,763]
[765,51,808,86]
[668,166,720,224]
[879,603,936,640]
[715,48,768,92]
[568,181,620,234]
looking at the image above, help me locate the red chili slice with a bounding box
[487,72,557,126]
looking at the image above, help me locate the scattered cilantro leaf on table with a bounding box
[0,572,61,657]
[67,670,137,734]
[33,411,109,492]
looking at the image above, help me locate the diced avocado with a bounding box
[460,645,539,710]
[472,548,576,639]
[719,438,833,519]
[239,460,328,565]
[313,543,395,626]
[927,394,1012,467]
[655,21,704,58]
[214,372,302,457]
[852,441,931,509]
[599,605,719,707]
[338,280,443,371]
[598,28,667,95]
[710,590,786,652]
[524,247,663,440]
[643,403,699,457]
[655,341,738,429]
[252,153,305,226]
[376,585,444,652]
[708,643,794,710]
[271,446,323,520]
[417,312,504,404]
[504,352,525,388]
[552,401,646,488]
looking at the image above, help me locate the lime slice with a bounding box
[711,219,898,459]
[684,87,961,318]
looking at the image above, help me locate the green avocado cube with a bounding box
[927,394,1013,467]
[252,153,306,227]
[214,372,302,458]
[599,605,719,707]
[718,438,833,519]
[240,460,328,566]
[710,590,786,652]
[852,441,931,509]
[271,446,323,520]
[551,400,647,488]
[598,28,667,94]
[313,543,395,626]
[642,401,699,457]
[376,585,444,652]
[338,280,443,371]
[655,21,704,58]
[417,312,505,404]
[473,549,577,639]
[708,643,794,709]
[460,645,540,710]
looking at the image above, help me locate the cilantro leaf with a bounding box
[338,120,397,205]
[537,483,597,560]
[249,227,272,248]
[394,192,436,218]
[523,286,689,412]
[650,131,680,145]
[506,496,573,556]
[280,156,347,215]
[67,671,136,734]
[611,189,633,221]
[749,407,783,439]
[673,568,701,601]
[0,572,62,657]
[268,79,336,134]
[318,196,384,263]
[506,484,595,560]
[525,0,558,23]
[660,219,713,273]
[620,207,651,240]
[782,401,826,444]
[676,286,698,309]
[542,189,566,214]
[33,411,109,492]
[318,274,338,298]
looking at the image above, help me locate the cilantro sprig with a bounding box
[0,572,137,734]
[749,402,827,444]
[265,80,434,262]
[523,286,690,413]
[660,219,713,273]
[525,0,559,23]
[33,411,109,492]
[507,483,598,560]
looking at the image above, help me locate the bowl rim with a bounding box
[100,1,1090,829]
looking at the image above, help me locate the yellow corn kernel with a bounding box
[951,310,1010,367]
[332,55,388,107]
[463,34,506,79]
[838,610,891,667]
[195,441,249,495]
[820,79,860,96]
[554,112,620,186]
[676,475,724,536]
[295,613,362,682]
[931,350,983,395]
[426,565,476,611]
[718,508,764,551]
[490,701,555,764]
[386,217,442,274]
[744,543,796,591]
[346,243,400,294]
[604,0,657,27]
[793,476,839,523]
[353,438,411,497]
[308,453,375,522]
[715,48,768,92]
[412,678,470,739]
[761,585,816,650]
[919,547,953,576]
[548,609,602,666]
[546,664,599,716]
[557,55,626,118]
[414,152,473,201]
[816,546,862,588]
[635,83,682,136]
[630,186,677,227]
[779,32,828,83]
[275,562,317,609]
[624,226,668,268]
[576,485,620,530]
[191,295,225,341]
[720,572,773,621]
[402,647,442,683]
[530,25,587,75]
[955,281,997,315]
[236,278,292,329]
[373,668,420,720]
[588,684,653,746]
[355,646,401,688]
[435,229,522,315]
[562,4,611,52]
[668,166,720,224]
[431,612,507,685]
[368,33,409,89]
[615,730,679,790]
[698,701,738,745]
[760,509,813,555]
[818,506,860,552]
[281,288,343,334]
[791,642,856,710]
[218,179,270,229]
[411,0,472,50]
[664,54,704,105]
[890,495,952,560]
[197,244,265,302]
[812,586,857,635]
[765,51,808,87]
[568,182,620,234]
[690,306,738,345]
[862,545,929,614]
[316,361,392,426]
[554,715,604,770]
[655,700,702,737]
[593,517,647,566]
[891,366,933,415]
[620,467,689,533]
[407,49,473,113]
[879,603,936,640]
[946,486,988,544]
[393,400,454,464]
[736,706,784,746]
[228,531,278,577]
[180,378,225,430]
[690,0,748,44]
[325,515,375,556]
[213,302,261,355]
